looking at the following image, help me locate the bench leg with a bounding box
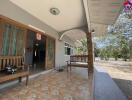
[69,65,72,79]
[26,75,29,86]
[19,77,22,83]
[67,66,69,73]
[67,66,69,78]
[70,66,72,72]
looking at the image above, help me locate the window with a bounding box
[64,42,74,55]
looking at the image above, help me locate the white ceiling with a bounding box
[62,29,86,41]
[88,0,124,25]
[10,0,87,32]
[88,0,124,36]
[10,0,124,40]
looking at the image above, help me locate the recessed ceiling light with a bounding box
[50,8,60,15]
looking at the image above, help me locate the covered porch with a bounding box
[0,63,127,100]
[0,0,129,100]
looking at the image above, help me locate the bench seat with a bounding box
[0,56,30,85]
[0,71,29,85]
[67,55,88,73]
[67,62,88,68]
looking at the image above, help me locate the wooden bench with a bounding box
[0,56,30,85]
[66,55,88,72]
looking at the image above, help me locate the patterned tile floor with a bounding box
[0,70,89,100]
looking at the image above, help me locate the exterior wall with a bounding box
[0,0,75,68]
[55,36,75,67]
[63,36,75,64]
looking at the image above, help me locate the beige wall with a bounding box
[0,0,75,67]
[55,36,75,67]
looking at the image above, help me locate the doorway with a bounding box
[25,30,46,74]
[33,39,46,70]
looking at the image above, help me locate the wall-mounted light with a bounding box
[35,43,39,46]
[36,33,41,40]
[91,29,95,34]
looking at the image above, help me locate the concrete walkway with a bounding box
[94,66,127,100]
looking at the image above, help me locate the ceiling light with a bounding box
[35,44,39,46]
[50,8,60,15]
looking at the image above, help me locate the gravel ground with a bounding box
[95,60,132,100]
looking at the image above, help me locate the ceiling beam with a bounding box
[82,0,91,32]
[58,26,87,40]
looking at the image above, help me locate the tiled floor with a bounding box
[0,69,89,100]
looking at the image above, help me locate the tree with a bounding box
[94,43,100,57]
[75,38,87,55]
[112,47,120,60]
[129,40,132,60]
[95,10,132,61]
[76,10,132,61]
[119,35,129,61]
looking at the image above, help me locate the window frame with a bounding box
[64,42,74,55]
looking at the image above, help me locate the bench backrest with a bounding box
[0,56,24,71]
[70,55,88,63]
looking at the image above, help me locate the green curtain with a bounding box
[0,22,3,55]
[2,24,10,56]
[12,26,17,55]
[16,29,24,55]
[1,23,25,56]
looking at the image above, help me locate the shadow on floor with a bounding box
[29,64,45,75]
[94,67,127,100]
[113,78,132,100]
